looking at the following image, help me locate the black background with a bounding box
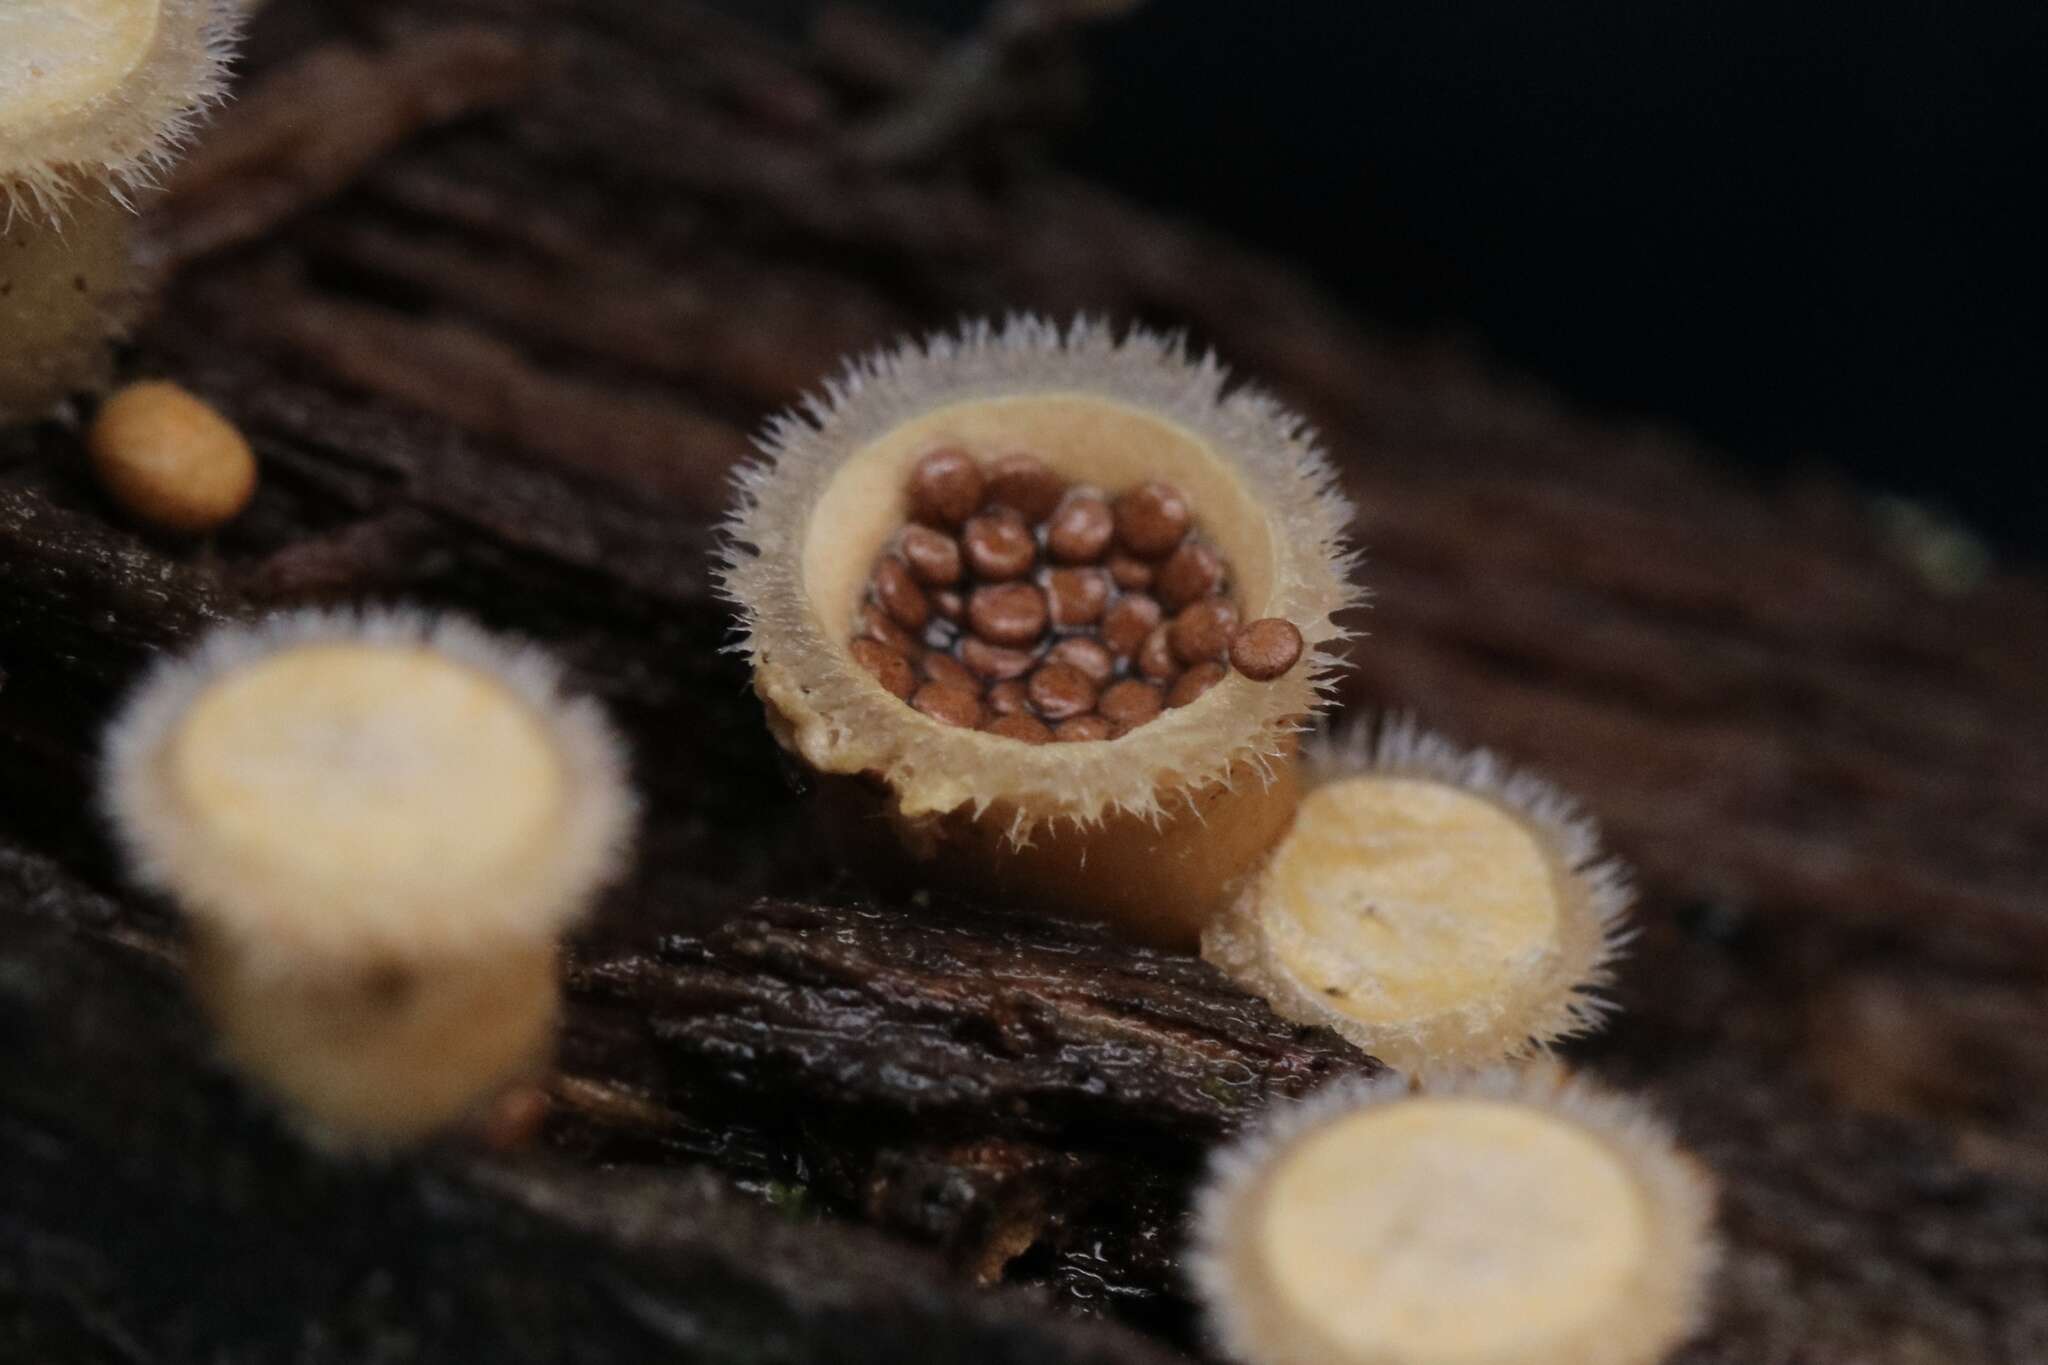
[815,2,2047,557]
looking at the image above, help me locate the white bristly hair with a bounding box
[1,0,242,225]
[100,607,637,972]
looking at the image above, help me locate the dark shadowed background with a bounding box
[742,0,2048,557]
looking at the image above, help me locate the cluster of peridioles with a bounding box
[15,10,1716,1360]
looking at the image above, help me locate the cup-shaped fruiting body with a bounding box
[0,0,240,420]
[0,181,133,417]
[101,609,635,1146]
[1202,719,1630,1071]
[720,318,1360,948]
[1193,1068,1717,1365]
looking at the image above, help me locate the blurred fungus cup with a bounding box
[102,609,635,1146]
[0,0,240,420]
[1202,719,1631,1071]
[1193,1068,1717,1365]
[721,318,1360,947]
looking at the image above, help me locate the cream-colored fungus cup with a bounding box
[1193,1068,1717,1365]
[720,318,1361,948]
[102,609,635,1147]
[1204,720,1631,1070]
[0,0,240,420]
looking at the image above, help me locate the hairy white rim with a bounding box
[0,0,241,222]
[718,315,1363,838]
[1192,1067,1718,1365]
[1203,716,1633,1071]
[101,607,637,973]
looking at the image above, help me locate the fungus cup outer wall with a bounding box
[881,740,1305,949]
[1202,718,1633,1069]
[101,609,637,1145]
[1192,1067,1719,1365]
[191,931,560,1149]
[0,189,134,419]
[720,318,1361,947]
[0,0,242,420]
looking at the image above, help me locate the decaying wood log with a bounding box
[3,0,2046,1361]
[0,862,1181,1365]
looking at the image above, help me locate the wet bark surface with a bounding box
[3,1,2046,1361]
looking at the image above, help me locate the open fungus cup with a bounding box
[721,319,1360,947]
[0,0,240,420]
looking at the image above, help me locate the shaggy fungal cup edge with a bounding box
[101,609,636,1146]
[0,0,239,420]
[720,317,1361,948]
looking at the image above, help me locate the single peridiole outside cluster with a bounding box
[1192,1068,1717,1365]
[1202,718,1632,1072]
[0,0,240,421]
[101,609,636,1146]
[88,378,257,532]
[720,317,1361,948]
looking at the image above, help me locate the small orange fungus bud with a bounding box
[719,317,1362,947]
[88,380,256,531]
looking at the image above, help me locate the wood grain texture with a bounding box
[2,1,2045,1360]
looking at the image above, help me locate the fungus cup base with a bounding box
[192,931,559,1148]
[1203,721,1630,1069]
[820,743,1302,949]
[723,319,1359,945]
[1193,1069,1717,1365]
[0,189,136,420]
